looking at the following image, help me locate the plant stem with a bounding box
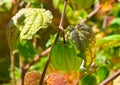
[80,2,101,24]
[26,2,32,8]
[19,56,24,85]
[10,51,16,85]
[24,47,51,70]
[39,54,50,85]
[100,69,120,85]
[59,0,67,44]
[39,30,61,85]
[102,16,108,29]
[39,0,68,84]
[33,37,37,48]
[22,47,51,85]
[59,0,67,30]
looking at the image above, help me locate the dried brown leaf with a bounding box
[46,74,68,85]
[24,71,41,85]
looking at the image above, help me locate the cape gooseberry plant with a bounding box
[6,0,120,85]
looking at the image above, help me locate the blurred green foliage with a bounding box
[0,0,120,85]
[80,74,97,85]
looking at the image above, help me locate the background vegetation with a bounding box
[0,0,120,85]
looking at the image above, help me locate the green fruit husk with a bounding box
[50,41,82,72]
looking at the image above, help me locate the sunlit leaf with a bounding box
[52,0,60,9]
[0,0,12,12]
[6,8,53,51]
[95,34,120,49]
[99,0,115,12]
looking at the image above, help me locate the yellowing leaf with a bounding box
[66,23,96,70]
[95,34,120,49]
[100,0,115,12]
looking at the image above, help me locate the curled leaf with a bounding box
[6,8,53,51]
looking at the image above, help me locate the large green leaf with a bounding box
[95,34,120,49]
[6,8,53,51]
[66,23,95,70]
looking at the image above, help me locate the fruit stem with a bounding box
[59,0,67,44]
[63,31,66,44]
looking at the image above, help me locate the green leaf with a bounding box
[18,40,35,60]
[52,0,60,9]
[0,0,12,12]
[97,65,110,83]
[95,34,120,49]
[110,18,120,27]
[80,74,97,85]
[68,0,95,10]
[110,3,120,17]
[66,23,95,70]
[6,8,53,51]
